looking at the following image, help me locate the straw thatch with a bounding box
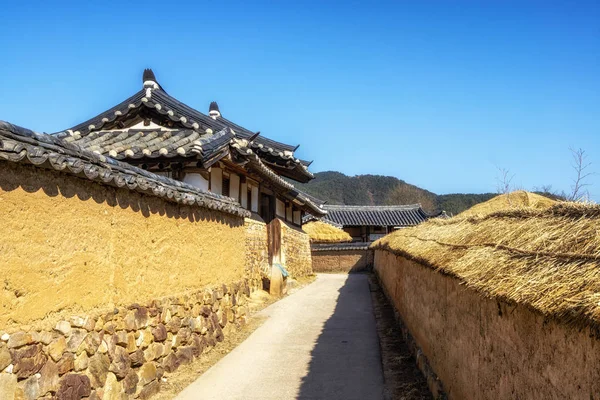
[303,221,352,243]
[458,190,556,218]
[372,203,600,328]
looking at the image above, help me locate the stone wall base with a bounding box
[0,279,258,400]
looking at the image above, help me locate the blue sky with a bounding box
[1,1,598,200]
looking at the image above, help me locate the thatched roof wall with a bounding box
[372,203,600,328]
[303,221,352,243]
[458,190,556,218]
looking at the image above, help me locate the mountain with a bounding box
[293,171,497,216]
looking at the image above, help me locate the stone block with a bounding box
[138,363,157,386]
[19,374,40,400]
[56,353,74,376]
[137,379,159,400]
[166,317,181,334]
[66,330,87,354]
[189,335,204,357]
[0,344,12,371]
[54,321,71,337]
[11,344,46,379]
[151,324,167,342]
[86,353,109,389]
[7,332,33,349]
[160,308,171,324]
[143,343,164,362]
[102,322,116,335]
[108,346,130,379]
[56,373,91,400]
[178,328,191,345]
[74,352,88,371]
[47,336,67,362]
[133,307,149,330]
[122,370,138,395]
[175,347,194,365]
[78,332,102,356]
[101,372,121,400]
[191,304,202,318]
[135,329,153,350]
[38,359,59,396]
[200,306,212,318]
[32,331,54,345]
[161,352,179,373]
[125,332,137,353]
[129,350,144,367]
[0,373,17,400]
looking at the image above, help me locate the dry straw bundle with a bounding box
[373,202,600,328]
[458,190,556,218]
[303,221,352,243]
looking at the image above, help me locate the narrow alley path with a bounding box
[176,274,385,400]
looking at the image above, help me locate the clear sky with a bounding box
[1,1,598,200]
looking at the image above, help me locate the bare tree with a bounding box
[568,147,593,202]
[495,167,515,205]
[533,185,567,201]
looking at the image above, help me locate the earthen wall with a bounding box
[374,249,600,400]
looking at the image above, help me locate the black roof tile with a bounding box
[321,204,431,227]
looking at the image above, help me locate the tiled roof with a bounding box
[59,70,313,183]
[311,242,371,251]
[321,204,431,227]
[0,121,250,218]
[58,128,233,167]
[230,142,326,217]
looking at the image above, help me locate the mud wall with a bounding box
[0,161,263,399]
[312,249,373,273]
[0,161,247,331]
[374,250,600,400]
[280,221,312,278]
[0,279,253,400]
[244,218,269,283]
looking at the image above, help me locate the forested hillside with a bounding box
[293,171,497,216]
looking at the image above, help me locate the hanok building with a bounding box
[307,204,435,242]
[55,69,325,226]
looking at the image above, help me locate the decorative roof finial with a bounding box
[142,69,160,90]
[209,101,221,119]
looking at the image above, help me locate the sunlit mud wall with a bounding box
[374,250,600,400]
[311,249,373,273]
[281,220,313,277]
[244,218,269,284]
[0,161,258,400]
[0,161,247,330]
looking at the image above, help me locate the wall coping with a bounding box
[0,121,250,218]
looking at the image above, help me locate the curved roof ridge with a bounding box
[323,204,423,210]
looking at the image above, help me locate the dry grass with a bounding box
[458,190,556,218]
[303,221,352,243]
[372,202,600,328]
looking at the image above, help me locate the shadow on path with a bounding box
[297,273,385,400]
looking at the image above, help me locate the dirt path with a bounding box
[176,274,385,400]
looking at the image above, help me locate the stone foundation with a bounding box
[0,280,255,400]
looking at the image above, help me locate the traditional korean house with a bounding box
[306,204,437,242]
[55,69,325,226]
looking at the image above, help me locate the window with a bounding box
[247,187,252,211]
[222,177,230,197]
